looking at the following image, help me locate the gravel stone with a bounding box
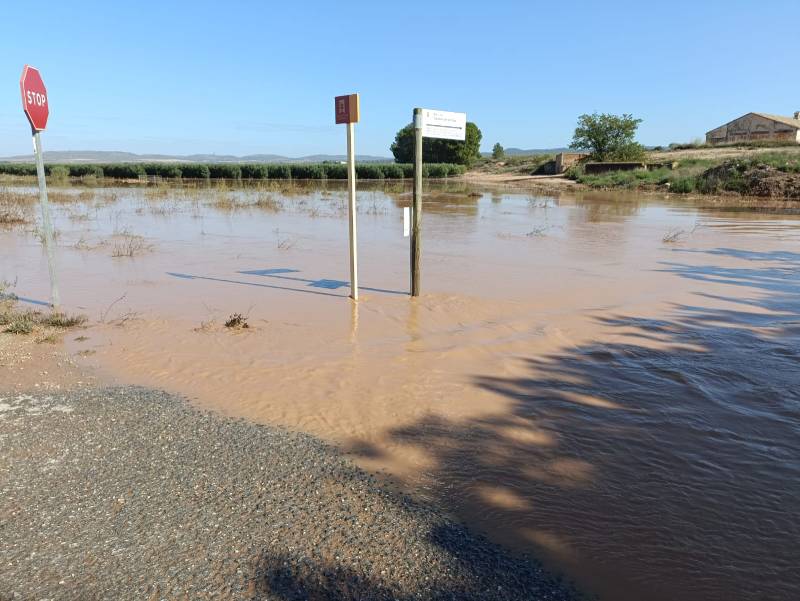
[0,387,579,600]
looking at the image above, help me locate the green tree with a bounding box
[390,122,483,166]
[570,113,646,162]
[492,143,505,159]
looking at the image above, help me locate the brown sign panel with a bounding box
[335,93,359,124]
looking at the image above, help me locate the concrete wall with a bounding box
[554,152,589,173]
[584,162,645,174]
[706,113,800,145]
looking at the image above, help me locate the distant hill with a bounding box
[0,150,392,164]
[482,147,571,157]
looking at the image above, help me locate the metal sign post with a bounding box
[410,108,466,297]
[32,132,59,309]
[20,65,59,309]
[335,93,360,300]
[411,108,423,297]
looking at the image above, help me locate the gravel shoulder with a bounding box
[0,387,580,601]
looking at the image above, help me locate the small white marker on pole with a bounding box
[335,93,360,301]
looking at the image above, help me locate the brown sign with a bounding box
[335,93,359,124]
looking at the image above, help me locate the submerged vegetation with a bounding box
[0,282,87,336]
[0,189,35,226]
[0,162,467,181]
[224,313,249,329]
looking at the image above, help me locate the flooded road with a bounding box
[2,180,799,601]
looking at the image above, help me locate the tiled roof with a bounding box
[752,113,800,129]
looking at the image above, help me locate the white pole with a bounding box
[32,130,60,310]
[346,121,359,300]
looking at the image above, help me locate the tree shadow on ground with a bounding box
[347,247,800,601]
[252,528,571,601]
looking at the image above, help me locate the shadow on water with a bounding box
[166,271,348,299]
[8,295,51,308]
[238,269,407,296]
[347,247,800,601]
[165,269,407,298]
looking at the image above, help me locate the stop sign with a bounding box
[20,65,49,131]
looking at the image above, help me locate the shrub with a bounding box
[669,176,697,193]
[0,163,37,176]
[290,164,325,179]
[0,307,86,334]
[49,165,70,180]
[142,163,182,178]
[323,163,348,179]
[754,152,800,173]
[356,164,384,179]
[68,164,104,177]
[101,164,146,179]
[224,313,249,329]
[240,164,268,179]
[382,164,404,179]
[426,164,449,177]
[180,163,210,179]
[267,164,291,179]
[39,312,87,328]
[208,164,241,180]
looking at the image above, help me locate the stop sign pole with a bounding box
[20,65,59,309]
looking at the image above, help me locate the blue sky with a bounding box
[1,0,798,157]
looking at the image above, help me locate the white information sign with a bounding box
[419,109,466,141]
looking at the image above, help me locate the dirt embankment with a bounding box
[702,161,800,198]
[463,145,800,199]
[459,171,581,193]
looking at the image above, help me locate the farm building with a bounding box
[706,112,800,145]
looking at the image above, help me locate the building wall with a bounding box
[706,113,800,145]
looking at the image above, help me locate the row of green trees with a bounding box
[0,162,467,180]
[3,114,644,179]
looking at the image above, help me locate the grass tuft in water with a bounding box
[224,313,249,329]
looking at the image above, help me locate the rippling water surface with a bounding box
[1,181,799,601]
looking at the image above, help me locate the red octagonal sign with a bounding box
[20,65,49,131]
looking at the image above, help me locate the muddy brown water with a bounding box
[2,180,799,601]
